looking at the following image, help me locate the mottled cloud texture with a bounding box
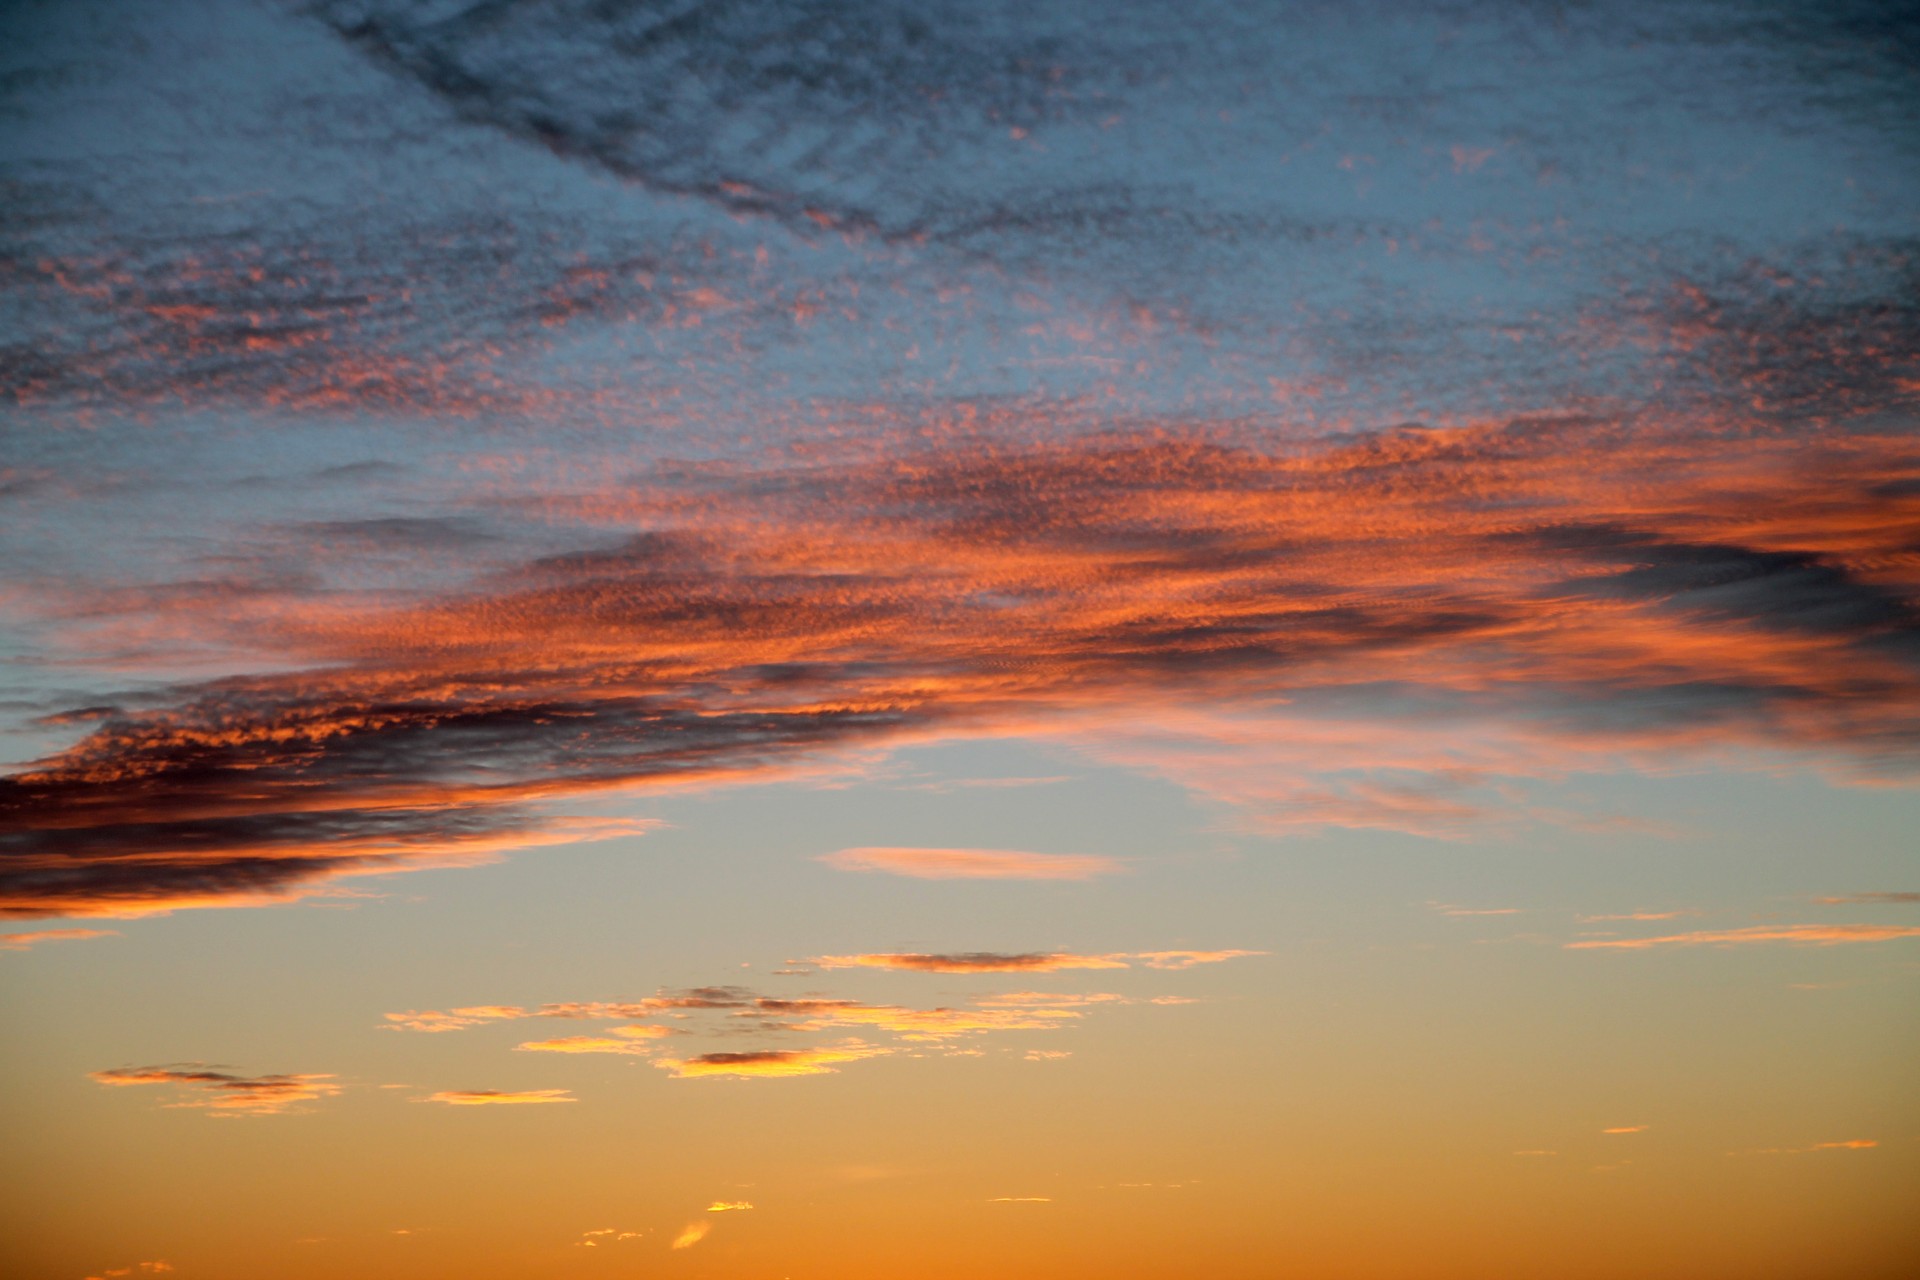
[6,0,1920,923]
[7,418,1919,919]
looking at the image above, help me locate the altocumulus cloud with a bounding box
[8,415,1920,922]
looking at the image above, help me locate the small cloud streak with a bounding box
[1602,1125,1650,1134]
[1739,1139,1879,1156]
[706,1201,754,1212]
[421,1088,576,1105]
[808,949,1262,973]
[90,1065,339,1115]
[1,927,119,952]
[671,1221,712,1250]
[1129,949,1266,969]
[514,1026,674,1054]
[818,846,1123,881]
[811,952,1129,974]
[654,1043,893,1079]
[1577,911,1694,922]
[977,990,1133,1007]
[385,991,755,1032]
[1567,924,1920,950]
[1812,892,1920,905]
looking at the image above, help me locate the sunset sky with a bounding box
[2,1,1917,1276]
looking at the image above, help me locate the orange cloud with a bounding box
[1128,949,1267,969]
[11,419,1920,919]
[0,927,119,952]
[1577,911,1693,922]
[670,1221,712,1249]
[654,1043,894,1079]
[513,1026,674,1055]
[706,1201,754,1212]
[1811,892,1919,905]
[809,952,1131,974]
[817,846,1123,880]
[1567,924,1920,950]
[384,991,755,1032]
[1602,1125,1649,1134]
[90,1065,340,1115]
[761,1001,1080,1041]
[807,950,1263,974]
[975,991,1133,1007]
[421,1089,576,1105]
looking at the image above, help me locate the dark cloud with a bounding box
[5,413,1920,916]
[316,0,1127,239]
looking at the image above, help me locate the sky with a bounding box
[1,0,1917,1276]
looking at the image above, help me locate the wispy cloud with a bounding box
[1736,1139,1878,1156]
[670,1221,711,1250]
[1577,911,1694,922]
[1567,924,1920,950]
[808,949,1262,973]
[374,975,1216,1084]
[817,846,1123,880]
[385,991,755,1032]
[514,1026,675,1055]
[751,1000,1080,1041]
[654,1044,894,1079]
[809,952,1131,974]
[1128,950,1266,969]
[1,927,119,952]
[1811,892,1920,906]
[706,1201,753,1212]
[421,1089,576,1105]
[975,991,1134,1007]
[1601,1125,1649,1134]
[90,1065,340,1115]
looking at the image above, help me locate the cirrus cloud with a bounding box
[1567,924,1920,950]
